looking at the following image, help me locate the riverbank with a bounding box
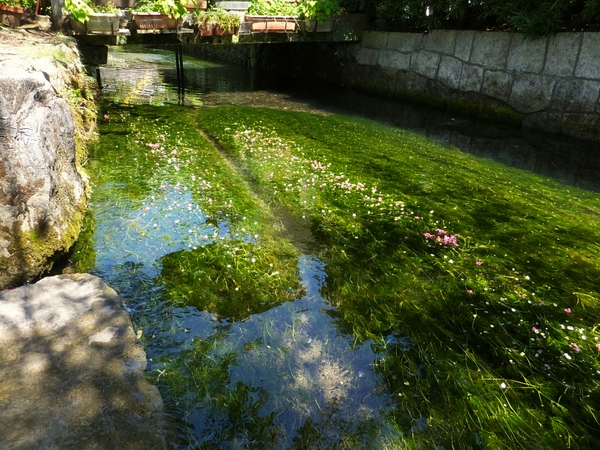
[0,26,165,448]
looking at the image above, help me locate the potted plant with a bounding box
[131,0,187,31]
[130,0,187,30]
[0,0,25,27]
[246,0,299,33]
[213,6,240,34]
[193,6,217,35]
[194,6,239,36]
[298,0,340,32]
[64,0,121,34]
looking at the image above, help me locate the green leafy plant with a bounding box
[64,0,119,22]
[195,7,240,30]
[193,5,216,24]
[153,0,187,18]
[371,0,600,37]
[64,0,94,22]
[214,6,241,30]
[1,0,38,11]
[132,0,187,18]
[248,0,299,16]
[298,0,341,23]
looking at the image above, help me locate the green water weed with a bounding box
[197,105,600,448]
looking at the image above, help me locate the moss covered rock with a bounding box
[0,31,95,289]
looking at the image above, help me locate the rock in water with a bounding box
[0,274,166,449]
[0,64,86,288]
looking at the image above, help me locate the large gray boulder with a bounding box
[0,51,87,289]
[0,273,166,449]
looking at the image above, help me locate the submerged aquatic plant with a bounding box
[159,239,303,322]
[197,105,600,448]
[76,95,600,448]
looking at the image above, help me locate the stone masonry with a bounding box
[351,30,600,140]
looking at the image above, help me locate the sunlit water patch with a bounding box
[154,255,401,448]
[100,47,259,107]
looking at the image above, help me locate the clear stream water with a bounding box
[76,46,600,448]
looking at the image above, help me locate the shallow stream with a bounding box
[70,46,600,449]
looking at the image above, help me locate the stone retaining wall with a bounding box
[267,31,600,141]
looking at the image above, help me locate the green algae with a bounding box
[197,105,600,448]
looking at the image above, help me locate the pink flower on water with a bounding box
[424,230,458,247]
[443,235,459,247]
[564,308,572,313]
[596,343,600,351]
[532,327,539,333]
[476,259,483,266]
[467,289,473,295]
[570,343,581,353]
[103,114,109,119]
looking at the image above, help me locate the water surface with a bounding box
[74,46,600,448]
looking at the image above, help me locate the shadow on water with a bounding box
[266,80,600,193]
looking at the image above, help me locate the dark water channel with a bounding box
[82,47,600,449]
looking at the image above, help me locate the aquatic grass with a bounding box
[158,238,303,322]
[156,282,399,449]
[197,105,600,448]
[70,104,342,446]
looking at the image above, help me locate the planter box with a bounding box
[197,22,215,36]
[246,15,297,33]
[132,12,182,30]
[302,18,335,32]
[214,23,239,35]
[0,3,24,27]
[215,1,251,11]
[69,13,121,35]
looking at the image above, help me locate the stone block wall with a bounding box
[274,31,600,141]
[354,30,600,140]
